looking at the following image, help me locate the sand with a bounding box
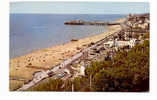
[9,18,126,90]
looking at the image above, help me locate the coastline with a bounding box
[9,18,126,90]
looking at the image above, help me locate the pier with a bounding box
[64,20,120,26]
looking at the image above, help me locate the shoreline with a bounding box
[10,18,125,60]
[9,18,126,90]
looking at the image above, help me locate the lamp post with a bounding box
[72,81,74,92]
[90,74,92,89]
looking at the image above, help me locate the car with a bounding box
[57,73,65,78]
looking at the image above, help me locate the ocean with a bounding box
[10,14,126,58]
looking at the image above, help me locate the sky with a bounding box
[10,1,149,14]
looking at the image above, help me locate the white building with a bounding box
[104,38,136,49]
[104,40,115,48]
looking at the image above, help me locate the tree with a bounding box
[29,78,64,91]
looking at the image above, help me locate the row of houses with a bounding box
[127,13,150,30]
[102,13,149,59]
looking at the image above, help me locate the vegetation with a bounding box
[88,40,149,92]
[142,32,149,39]
[9,80,24,91]
[28,78,64,91]
[27,40,149,92]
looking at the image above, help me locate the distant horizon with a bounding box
[9,13,149,15]
[10,2,149,14]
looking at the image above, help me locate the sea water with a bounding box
[10,14,126,58]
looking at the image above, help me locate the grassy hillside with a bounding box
[28,40,149,92]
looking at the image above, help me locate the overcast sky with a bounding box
[10,1,149,14]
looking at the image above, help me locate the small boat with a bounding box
[71,39,78,42]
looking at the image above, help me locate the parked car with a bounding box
[57,73,65,78]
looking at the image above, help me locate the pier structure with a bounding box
[64,20,120,26]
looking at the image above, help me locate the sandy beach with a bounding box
[9,18,126,90]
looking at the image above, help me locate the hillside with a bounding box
[28,39,149,92]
